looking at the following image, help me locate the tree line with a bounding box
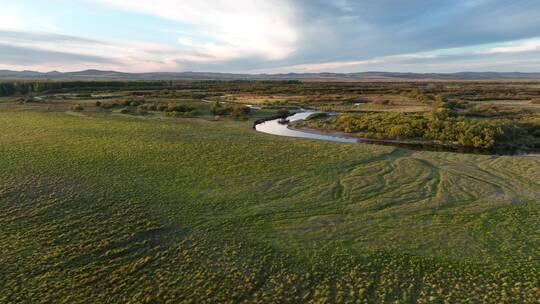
[0,81,171,96]
[304,112,540,150]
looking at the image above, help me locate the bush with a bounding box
[431,95,457,119]
[68,104,84,112]
[371,97,391,105]
[467,104,528,117]
[403,89,433,104]
[121,97,143,107]
[229,105,251,119]
[166,103,193,113]
[211,102,231,116]
[303,112,540,149]
[277,108,290,118]
[447,98,468,109]
[467,104,499,117]
[166,111,180,117]
[184,111,198,117]
[138,102,155,111]
[119,107,130,114]
[136,105,148,114]
[99,100,120,109]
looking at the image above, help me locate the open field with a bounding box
[1,109,540,303]
[1,81,540,303]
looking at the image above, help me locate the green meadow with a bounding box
[1,108,540,303]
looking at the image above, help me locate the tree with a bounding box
[277,108,290,118]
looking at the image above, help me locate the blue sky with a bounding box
[1,0,540,73]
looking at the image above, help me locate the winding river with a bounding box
[255,111,357,144]
[254,110,540,156]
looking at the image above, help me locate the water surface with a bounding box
[255,111,357,143]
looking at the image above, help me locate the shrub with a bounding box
[467,104,499,117]
[403,89,433,104]
[121,97,143,107]
[431,95,457,119]
[137,103,152,111]
[447,98,468,109]
[467,104,528,117]
[183,111,197,118]
[229,105,251,119]
[211,102,231,116]
[304,112,540,149]
[99,100,120,109]
[166,111,180,117]
[371,97,391,105]
[136,105,148,114]
[277,108,290,118]
[68,104,84,112]
[167,103,192,113]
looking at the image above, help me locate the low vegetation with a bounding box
[467,104,529,118]
[300,112,540,150]
[68,104,84,112]
[1,80,540,302]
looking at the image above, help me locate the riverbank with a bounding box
[290,123,540,156]
[253,110,539,155]
[291,111,540,155]
[289,123,497,154]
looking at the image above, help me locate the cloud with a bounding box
[252,59,382,74]
[0,29,195,72]
[2,0,540,72]
[283,0,540,64]
[94,0,299,61]
[483,40,540,54]
[255,42,540,74]
[0,30,101,45]
[0,43,117,65]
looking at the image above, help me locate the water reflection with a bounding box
[255,111,357,143]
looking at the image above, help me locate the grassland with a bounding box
[1,105,540,303]
[1,81,540,303]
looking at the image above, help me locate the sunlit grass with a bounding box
[1,110,539,303]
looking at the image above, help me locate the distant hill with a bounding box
[1,69,540,81]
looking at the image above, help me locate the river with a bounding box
[254,110,540,156]
[255,111,357,143]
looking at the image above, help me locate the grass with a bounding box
[1,109,540,303]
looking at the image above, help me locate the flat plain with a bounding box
[1,81,540,303]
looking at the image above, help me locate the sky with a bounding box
[1,0,540,73]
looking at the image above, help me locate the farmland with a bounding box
[1,81,540,303]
